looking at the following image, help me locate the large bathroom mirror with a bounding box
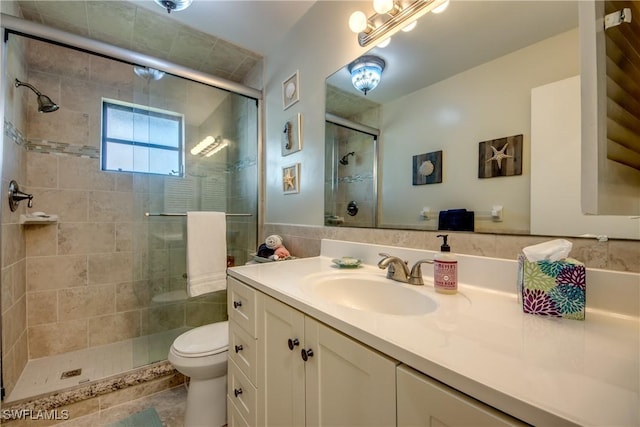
[325,0,640,239]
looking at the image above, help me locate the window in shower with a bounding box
[101,99,185,176]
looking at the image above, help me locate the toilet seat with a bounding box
[171,321,229,358]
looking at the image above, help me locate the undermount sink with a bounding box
[304,272,438,315]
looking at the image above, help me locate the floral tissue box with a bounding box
[517,254,586,320]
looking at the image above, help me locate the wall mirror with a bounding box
[325,0,639,239]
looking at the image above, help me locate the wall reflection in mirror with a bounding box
[325,0,640,239]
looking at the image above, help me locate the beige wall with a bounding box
[380,30,579,234]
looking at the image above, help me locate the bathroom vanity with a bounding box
[226,240,639,427]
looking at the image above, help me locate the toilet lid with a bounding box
[172,321,229,357]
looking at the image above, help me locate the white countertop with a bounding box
[228,240,639,427]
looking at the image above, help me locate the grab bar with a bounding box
[145,212,252,217]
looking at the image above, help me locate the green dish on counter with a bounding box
[332,257,362,268]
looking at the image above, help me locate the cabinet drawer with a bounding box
[227,396,250,427]
[228,277,257,337]
[228,358,257,427]
[229,320,258,387]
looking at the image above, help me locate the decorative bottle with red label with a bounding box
[434,234,457,294]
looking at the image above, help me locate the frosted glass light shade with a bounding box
[432,0,450,14]
[348,55,386,96]
[349,11,368,33]
[154,0,193,13]
[401,20,417,32]
[373,0,394,14]
[377,38,391,48]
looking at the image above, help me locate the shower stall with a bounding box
[0,25,259,402]
[324,118,378,228]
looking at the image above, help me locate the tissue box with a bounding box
[517,254,586,320]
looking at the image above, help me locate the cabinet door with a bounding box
[260,295,306,427]
[304,317,397,427]
[397,365,526,427]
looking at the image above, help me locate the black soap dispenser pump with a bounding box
[434,234,458,294]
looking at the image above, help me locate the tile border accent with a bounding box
[1,361,181,421]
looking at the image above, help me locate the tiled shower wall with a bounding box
[2,36,257,396]
[1,31,29,400]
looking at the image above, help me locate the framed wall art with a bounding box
[412,150,443,185]
[281,113,302,156]
[478,134,523,178]
[282,163,300,194]
[282,71,300,110]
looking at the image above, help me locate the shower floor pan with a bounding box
[5,327,188,403]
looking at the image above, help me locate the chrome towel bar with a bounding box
[145,212,252,217]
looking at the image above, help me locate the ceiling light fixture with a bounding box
[154,0,193,14]
[349,0,450,47]
[348,55,386,96]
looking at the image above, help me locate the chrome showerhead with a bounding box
[134,66,165,81]
[340,152,355,165]
[15,79,59,113]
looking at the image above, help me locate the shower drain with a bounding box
[60,368,82,379]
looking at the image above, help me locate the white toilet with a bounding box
[168,321,229,427]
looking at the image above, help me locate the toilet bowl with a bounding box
[168,321,229,427]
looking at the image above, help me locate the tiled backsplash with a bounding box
[264,223,639,273]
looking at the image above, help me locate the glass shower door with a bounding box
[131,68,258,367]
[324,121,377,228]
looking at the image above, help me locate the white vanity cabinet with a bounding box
[227,277,260,426]
[228,277,398,427]
[261,294,398,427]
[228,275,525,427]
[397,365,526,427]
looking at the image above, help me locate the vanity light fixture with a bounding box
[154,0,192,14]
[348,55,386,95]
[349,0,450,47]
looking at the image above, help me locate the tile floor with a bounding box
[7,328,189,402]
[58,385,187,427]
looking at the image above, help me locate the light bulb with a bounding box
[402,20,417,32]
[373,0,394,14]
[432,0,450,14]
[349,11,368,33]
[377,37,391,48]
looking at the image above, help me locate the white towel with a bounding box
[186,211,227,297]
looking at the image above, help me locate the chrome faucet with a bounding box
[377,253,433,286]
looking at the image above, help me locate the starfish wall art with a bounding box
[478,134,523,178]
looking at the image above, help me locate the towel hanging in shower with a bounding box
[186,211,227,297]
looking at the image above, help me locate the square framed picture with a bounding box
[282,71,300,110]
[412,150,443,185]
[478,134,523,178]
[281,113,302,156]
[282,163,300,194]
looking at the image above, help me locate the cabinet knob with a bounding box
[301,348,314,361]
[233,300,242,309]
[234,388,243,398]
[287,338,300,350]
[234,344,243,353]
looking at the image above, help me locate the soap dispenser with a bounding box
[434,234,458,294]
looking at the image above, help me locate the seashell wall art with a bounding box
[412,150,443,185]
